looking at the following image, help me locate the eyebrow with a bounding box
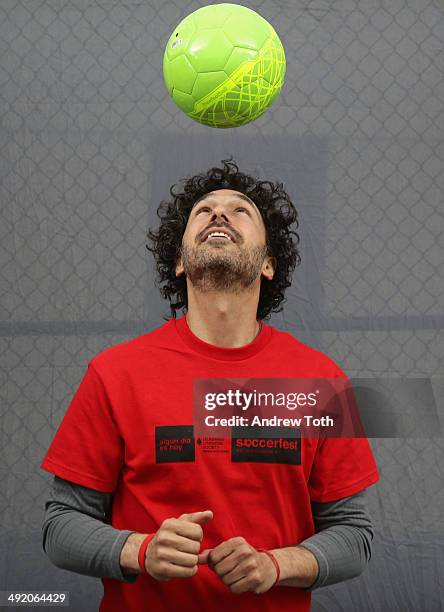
[193,192,259,215]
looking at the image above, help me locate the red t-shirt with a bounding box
[41,314,379,612]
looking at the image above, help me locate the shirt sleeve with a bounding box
[308,362,380,503]
[40,360,124,493]
[301,488,374,590]
[43,476,138,583]
[308,436,379,502]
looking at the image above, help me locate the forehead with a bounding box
[193,189,258,211]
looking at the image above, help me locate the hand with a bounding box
[200,536,278,594]
[145,510,213,581]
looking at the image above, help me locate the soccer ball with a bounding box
[163,3,286,128]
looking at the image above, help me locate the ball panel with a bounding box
[192,71,229,102]
[223,9,271,50]
[192,3,233,28]
[257,35,286,86]
[190,72,282,128]
[238,77,274,111]
[219,39,285,100]
[191,104,267,128]
[169,55,197,95]
[187,30,233,72]
[189,76,241,127]
[165,14,195,62]
[171,88,195,113]
[224,46,258,78]
[162,55,174,95]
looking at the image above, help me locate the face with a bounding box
[175,189,276,292]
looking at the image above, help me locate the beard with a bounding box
[179,241,268,293]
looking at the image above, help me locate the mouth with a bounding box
[202,229,235,243]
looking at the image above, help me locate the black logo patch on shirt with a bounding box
[231,426,301,464]
[155,425,195,463]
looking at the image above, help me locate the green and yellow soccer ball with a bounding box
[163,3,286,128]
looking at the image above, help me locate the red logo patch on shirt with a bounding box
[155,425,195,463]
[231,427,301,464]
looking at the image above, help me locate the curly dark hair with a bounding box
[146,157,300,321]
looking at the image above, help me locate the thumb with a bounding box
[198,548,212,564]
[179,510,214,524]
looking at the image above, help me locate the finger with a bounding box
[174,521,205,542]
[222,557,258,585]
[179,510,214,524]
[198,548,212,564]
[156,547,198,568]
[156,532,200,555]
[229,574,255,595]
[158,563,199,580]
[211,552,239,578]
[214,543,254,577]
[209,537,247,565]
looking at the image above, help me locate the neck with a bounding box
[185,286,261,348]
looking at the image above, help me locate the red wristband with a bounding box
[138,533,155,574]
[258,549,280,586]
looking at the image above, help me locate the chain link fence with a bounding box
[0,0,443,610]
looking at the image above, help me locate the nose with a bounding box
[209,206,230,223]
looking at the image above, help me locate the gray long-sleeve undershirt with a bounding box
[42,476,374,591]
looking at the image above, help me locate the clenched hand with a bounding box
[145,510,213,581]
[199,536,278,594]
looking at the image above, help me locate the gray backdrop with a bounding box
[1,0,443,610]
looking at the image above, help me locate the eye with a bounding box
[235,207,248,213]
[196,206,211,214]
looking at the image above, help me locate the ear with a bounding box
[261,255,276,281]
[175,255,184,277]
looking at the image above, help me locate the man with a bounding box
[41,158,379,611]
